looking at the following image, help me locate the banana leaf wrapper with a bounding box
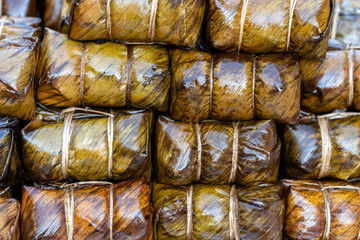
[155,116,280,186]
[0,16,41,27]
[67,0,205,48]
[301,40,360,113]
[21,106,153,183]
[283,179,360,239]
[0,198,20,240]
[282,113,360,181]
[44,0,72,33]
[1,0,38,17]
[0,186,11,198]
[331,0,360,45]
[1,21,41,39]
[206,0,333,59]
[21,178,153,239]
[0,117,21,186]
[170,49,301,124]
[153,182,284,239]
[37,28,170,111]
[0,28,40,120]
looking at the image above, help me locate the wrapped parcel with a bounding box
[284,179,360,239]
[170,49,301,124]
[331,0,360,45]
[21,178,152,239]
[1,0,38,17]
[37,29,170,111]
[282,113,360,180]
[0,26,40,120]
[155,116,280,185]
[0,16,41,28]
[153,182,284,239]
[301,41,360,113]
[0,198,20,240]
[21,106,153,183]
[207,0,333,59]
[44,0,72,32]
[0,117,21,186]
[68,0,205,48]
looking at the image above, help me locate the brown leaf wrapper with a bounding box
[21,178,153,240]
[153,182,284,239]
[282,113,360,181]
[0,16,41,27]
[0,198,20,240]
[0,186,11,198]
[301,40,360,113]
[21,106,153,183]
[0,21,41,39]
[44,0,72,33]
[206,0,333,59]
[283,179,360,239]
[170,49,301,124]
[67,0,205,48]
[0,26,40,120]
[1,0,38,17]
[37,28,170,111]
[331,0,360,45]
[155,116,280,185]
[0,117,21,186]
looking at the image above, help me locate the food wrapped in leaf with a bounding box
[170,49,300,124]
[206,0,333,59]
[44,0,71,33]
[0,198,20,240]
[0,117,21,186]
[21,106,153,183]
[0,27,40,120]
[283,179,360,239]
[1,0,38,17]
[37,28,170,111]
[67,0,205,47]
[331,0,360,45]
[153,182,284,239]
[0,16,41,27]
[1,20,41,39]
[282,112,360,181]
[301,40,360,113]
[155,116,280,185]
[0,186,11,198]
[21,178,152,239]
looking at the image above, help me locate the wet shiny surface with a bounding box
[21,106,153,183]
[170,49,300,124]
[155,116,280,185]
[1,0,38,17]
[0,117,21,186]
[282,115,360,180]
[21,178,153,240]
[68,0,205,48]
[37,29,170,112]
[0,198,20,240]
[207,0,332,58]
[153,182,284,239]
[284,179,360,239]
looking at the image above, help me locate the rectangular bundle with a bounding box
[0,186,11,198]
[153,182,284,239]
[155,116,280,185]
[0,26,40,120]
[67,0,205,48]
[44,0,72,32]
[283,179,360,239]
[0,117,21,186]
[21,178,152,239]
[1,0,38,17]
[170,49,300,124]
[21,106,153,183]
[37,28,170,111]
[301,40,360,113]
[206,0,333,59]
[282,113,360,181]
[0,198,20,240]
[331,0,360,45]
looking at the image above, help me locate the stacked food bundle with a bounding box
[2,0,360,238]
